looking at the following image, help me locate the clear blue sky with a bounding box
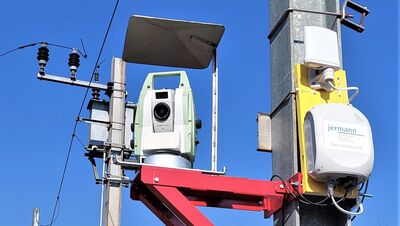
[0,0,398,225]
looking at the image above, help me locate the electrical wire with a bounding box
[328,81,359,102]
[328,186,364,216]
[46,42,87,59]
[0,41,87,61]
[36,199,60,226]
[352,179,369,221]
[358,181,365,191]
[40,0,120,225]
[330,194,364,216]
[270,175,348,207]
[0,42,41,59]
[74,134,87,149]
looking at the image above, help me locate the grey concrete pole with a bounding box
[32,208,39,226]
[268,0,351,225]
[105,57,126,226]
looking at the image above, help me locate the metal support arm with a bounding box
[130,165,303,225]
[37,73,108,90]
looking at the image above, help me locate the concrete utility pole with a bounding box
[32,208,39,226]
[268,0,351,225]
[105,57,126,226]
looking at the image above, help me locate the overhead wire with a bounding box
[0,41,87,60]
[39,0,121,225]
[0,42,41,59]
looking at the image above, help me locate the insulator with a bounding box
[68,48,80,80]
[94,69,99,82]
[37,44,49,74]
[91,88,100,100]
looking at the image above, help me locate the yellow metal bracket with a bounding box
[294,64,357,197]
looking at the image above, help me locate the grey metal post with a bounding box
[105,57,126,226]
[32,208,39,226]
[268,0,351,225]
[211,50,218,172]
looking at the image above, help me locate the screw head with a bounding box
[154,177,159,183]
[279,184,284,189]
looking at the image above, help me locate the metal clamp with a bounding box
[268,8,341,41]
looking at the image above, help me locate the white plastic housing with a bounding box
[141,89,182,153]
[304,26,340,70]
[304,103,374,184]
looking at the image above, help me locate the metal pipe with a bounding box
[99,152,106,226]
[211,49,218,172]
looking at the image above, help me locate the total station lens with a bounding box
[154,102,170,121]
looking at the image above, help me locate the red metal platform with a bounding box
[131,165,302,226]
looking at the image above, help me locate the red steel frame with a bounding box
[131,165,302,226]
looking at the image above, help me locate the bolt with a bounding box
[154,177,159,183]
[258,201,263,206]
[290,181,299,187]
[279,184,284,189]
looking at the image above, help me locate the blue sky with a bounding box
[0,0,398,225]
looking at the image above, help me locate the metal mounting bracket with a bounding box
[37,73,108,90]
[341,0,370,33]
[130,165,303,225]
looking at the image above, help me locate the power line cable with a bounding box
[0,42,41,59]
[40,0,120,225]
[0,41,87,60]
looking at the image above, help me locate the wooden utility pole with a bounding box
[268,0,352,225]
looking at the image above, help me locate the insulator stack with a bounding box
[68,48,80,80]
[37,44,49,74]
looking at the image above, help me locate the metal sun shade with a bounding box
[122,15,225,69]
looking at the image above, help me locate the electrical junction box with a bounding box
[304,26,341,70]
[87,99,135,152]
[304,103,374,185]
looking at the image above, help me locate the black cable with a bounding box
[270,174,348,207]
[270,92,296,118]
[270,175,301,201]
[0,42,41,59]
[358,181,365,191]
[351,179,369,221]
[80,38,88,59]
[0,41,87,61]
[38,197,61,226]
[41,0,120,225]
[74,134,87,149]
[46,42,87,59]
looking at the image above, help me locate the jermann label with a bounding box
[327,124,358,135]
[323,120,368,153]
